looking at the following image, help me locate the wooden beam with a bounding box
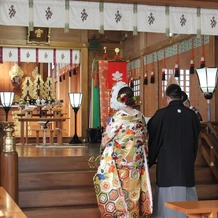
[76,0,218,9]
[123,34,192,61]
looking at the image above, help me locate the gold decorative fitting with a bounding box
[32,66,39,78]
[9,64,24,80]
[115,48,120,55]
[3,123,16,152]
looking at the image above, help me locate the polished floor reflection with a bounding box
[16,143,100,157]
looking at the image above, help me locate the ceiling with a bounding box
[78,0,218,9]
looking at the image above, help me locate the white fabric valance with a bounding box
[0,0,218,36]
[1,47,80,64]
[170,7,198,35]
[138,5,166,33]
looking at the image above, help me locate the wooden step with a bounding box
[19,187,97,208]
[22,205,101,218]
[195,152,209,167]
[196,184,218,200]
[194,167,217,184]
[19,170,96,190]
[16,144,218,218]
[19,156,93,172]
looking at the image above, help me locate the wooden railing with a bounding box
[199,122,218,181]
[0,187,26,218]
[165,200,218,218]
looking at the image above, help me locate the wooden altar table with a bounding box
[17,117,69,145]
[165,200,218,218]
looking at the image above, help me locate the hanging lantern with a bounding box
[150,53,155,83]
[174,63,180,77]
[73,68,77,75]
[190,59,195,74]
[200,35,205,69]
[190,38,195,74]
[174,44,180,77]
[69,69,72,77]
[163,49,166,81]
[150,71,155,83]
[130,77,134,89]
[144,55,148,85]
[200,56,205,68]
[143,73,148,85]
[162,68,165,81]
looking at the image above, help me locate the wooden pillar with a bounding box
[0,123,18,203]
[80,47,89,139]
[0,122,5,186]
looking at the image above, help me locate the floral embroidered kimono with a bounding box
[93,109,153,218]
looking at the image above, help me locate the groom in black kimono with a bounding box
[147,83,201,218]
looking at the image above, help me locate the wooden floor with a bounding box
[16,143,101,158]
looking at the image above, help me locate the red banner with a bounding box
[99,60,110,128]
[107,61,127,89]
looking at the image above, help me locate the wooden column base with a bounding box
[1,151,18,203]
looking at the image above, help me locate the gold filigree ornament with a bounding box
[9,64,24,80]
[9,64,24,88]
[32,66,39,78]
[11,111,19,137]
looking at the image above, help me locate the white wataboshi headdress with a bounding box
[110,81,128,110]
